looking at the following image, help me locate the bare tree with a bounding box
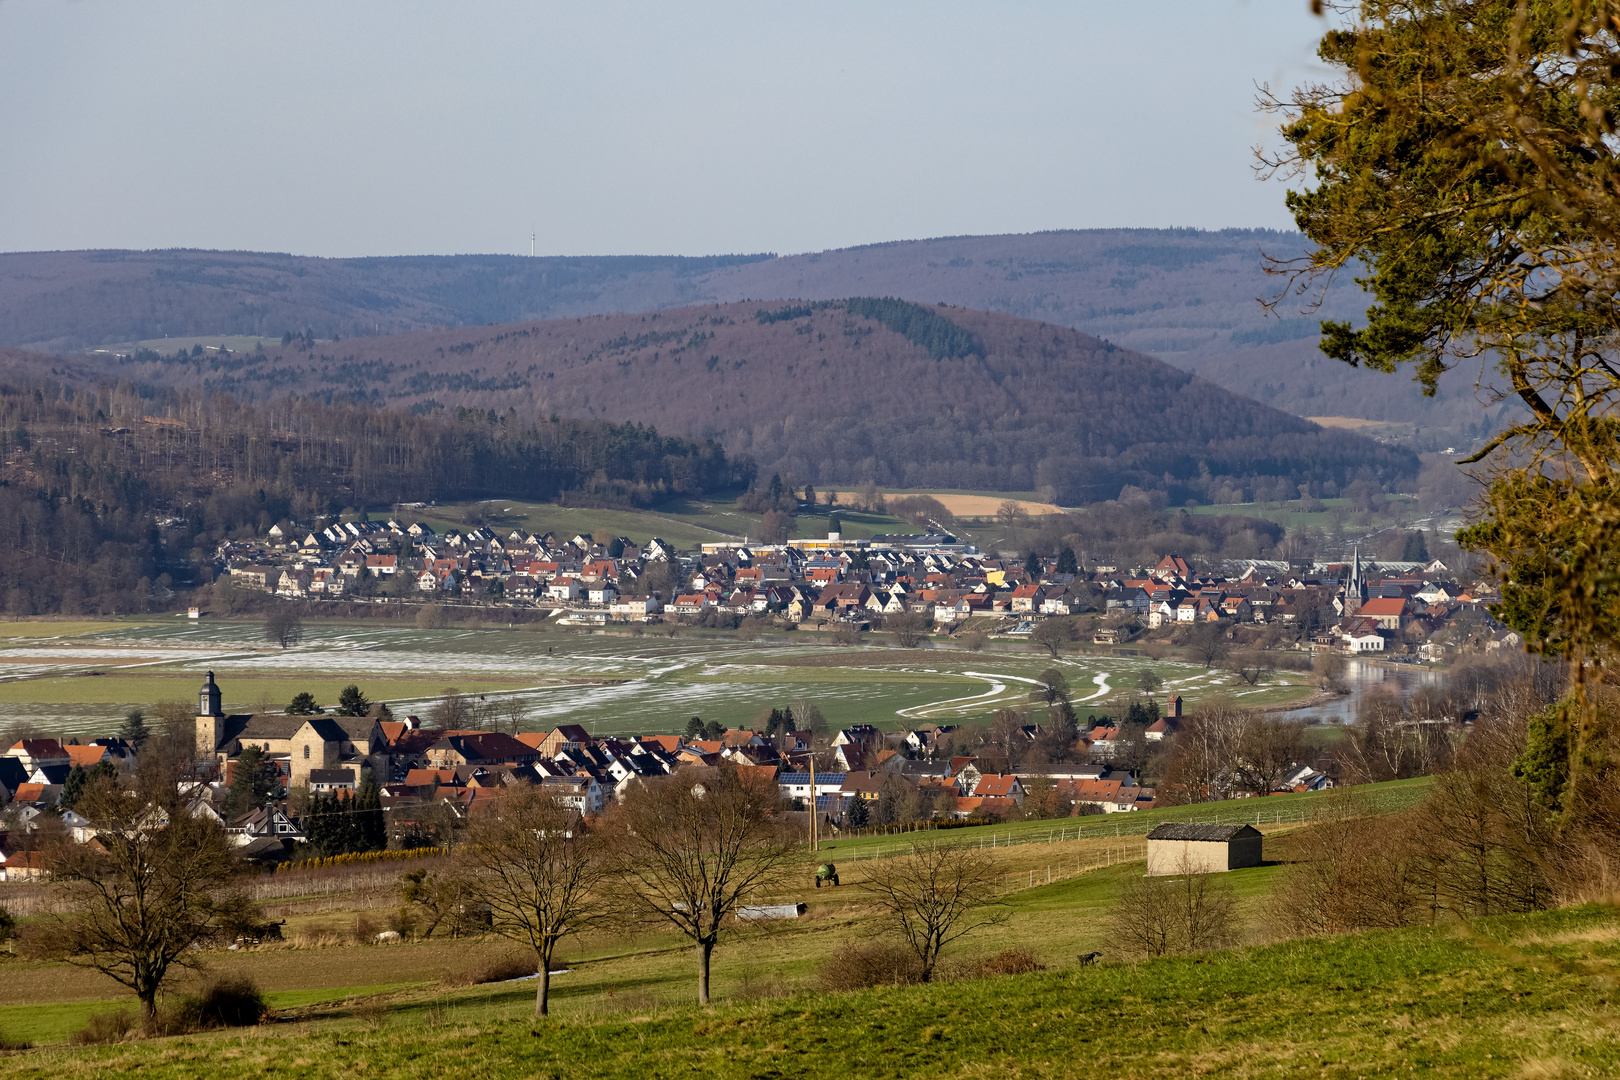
[985,707,1030,771]
[1234,716,1306,796]
[1109,855,1235,957]
[1229,651,1273,687]
[1311,650,1347,692]
[497,696,528,737]
[1030,618,1077,658]
[265,606,304,649]
[426,687,472,730]
[1187,622,1230,669]
[34,775,240,1022]
[460,787,608,1016]
[1034,667,1070,706]
[1156,697,1251,804]
[860,837,1007,981]
[606,762,792,1005]
[885,610,931,648]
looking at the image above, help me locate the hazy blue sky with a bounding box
[0,1,1331,258]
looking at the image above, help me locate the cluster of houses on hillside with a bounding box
[218,517,1507,658]
[0,671,1341,876]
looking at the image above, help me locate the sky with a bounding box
[0,1,1333,259]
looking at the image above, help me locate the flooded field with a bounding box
[0,619,1317,738]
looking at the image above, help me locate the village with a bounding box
[219,516,1515,661]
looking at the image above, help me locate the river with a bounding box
[1284,657,1447,725]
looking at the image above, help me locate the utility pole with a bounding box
[808,743,818,852]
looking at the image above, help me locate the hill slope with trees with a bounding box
[0,233,1491,436]
[82,299,1417,505]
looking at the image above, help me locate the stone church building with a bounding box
[195,671,382,789]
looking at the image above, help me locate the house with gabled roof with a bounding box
[5,739,69,772]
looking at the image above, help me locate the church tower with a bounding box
[196,670,224,759]
[1345,546,1367,616]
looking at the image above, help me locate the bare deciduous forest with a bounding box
[0,231,1495,436]
[0,358,742,615]
[70,300,1417,504]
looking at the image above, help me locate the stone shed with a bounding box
[1145,823,1263,875]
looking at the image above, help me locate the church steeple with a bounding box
[198,670,223,718]
[196,670,224,759]
[1346,546,1367,616]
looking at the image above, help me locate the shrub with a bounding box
[968,948,1045,977]
[0,904,14,944]
[441,952,536,987]
[71,1009,135,1045]
[816,941,925,992]
[200,976,269,1027]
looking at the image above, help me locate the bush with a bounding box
[71,1009,135,1045]
[441,952,536,987]
[0,904,14,943]
[192,976,270,1028]
[968,948,1045,977]
[816,941,925,992]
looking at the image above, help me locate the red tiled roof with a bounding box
[65,745,109,767]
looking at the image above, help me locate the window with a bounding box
[303,745,310,759]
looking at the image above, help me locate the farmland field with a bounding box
[0,619,1314,738]
[2,809,1616,1076]
[413,496,922,551]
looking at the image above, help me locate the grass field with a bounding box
[413,496,922,550]
[4,897,1616,1075]
[4,777,1604,1079]
[1186,493,1445,537]
[0,620,1316,738]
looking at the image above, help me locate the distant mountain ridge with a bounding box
[0,231,1492,435]
[77,298,1417,505]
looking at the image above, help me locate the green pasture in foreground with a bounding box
[0,781,1427,1048]
[9,902,1618,1077]
[0,985,422,1047]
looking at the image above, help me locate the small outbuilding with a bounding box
[1145,822,1263,875]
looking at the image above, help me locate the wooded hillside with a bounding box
[0,357,741,615]
[0,232,1491,435]
[82,299,1417,505]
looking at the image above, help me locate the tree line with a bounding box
[0,372,747,615]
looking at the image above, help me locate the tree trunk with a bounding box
[535,947,551,1018]
[697,939,714,1006]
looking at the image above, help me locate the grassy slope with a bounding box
[416,496,919,549]
[8,903,1618,1078]
[1184,494,1427,535]
[0,782,1428,1045]
[818,777,1435,860]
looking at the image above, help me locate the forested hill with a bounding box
[0,358,744,615]
[86,299,1417,505]
[0,233,1489,433]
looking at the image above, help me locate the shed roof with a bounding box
[1146,823,1262,842]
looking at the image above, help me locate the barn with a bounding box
[1145,823,1263,875]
